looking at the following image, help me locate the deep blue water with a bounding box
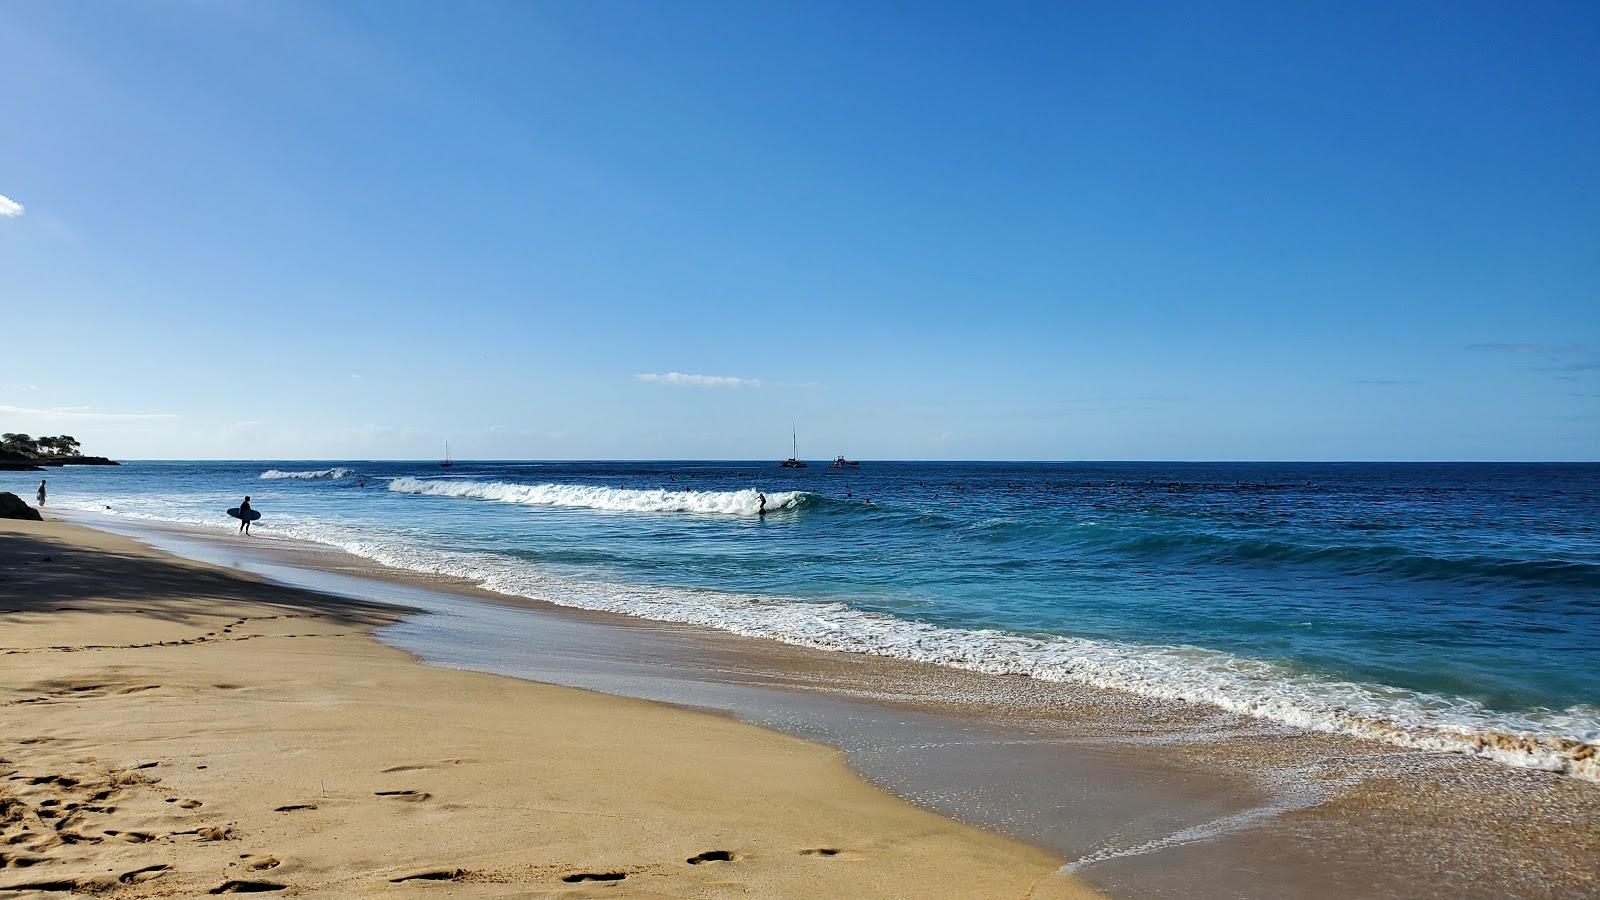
[13,460,1598,772]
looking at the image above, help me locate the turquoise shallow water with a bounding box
[16,460,1598,775]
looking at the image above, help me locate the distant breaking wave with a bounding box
[387,477,813,516]
[260,468,354,480]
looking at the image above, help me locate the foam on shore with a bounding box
[56,499,1600,782]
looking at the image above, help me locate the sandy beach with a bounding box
[8,507,1597,899]
[0,518,1093,898]
[7,1,1597,895]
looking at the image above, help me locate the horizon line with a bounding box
[104,457,1600,465]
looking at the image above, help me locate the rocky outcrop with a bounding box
[0,450,43,470]
[0,450,117,468]
[0,492,43,520]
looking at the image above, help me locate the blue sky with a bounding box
[2,1,1596,460]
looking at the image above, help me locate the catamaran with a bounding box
[780,430,807,468]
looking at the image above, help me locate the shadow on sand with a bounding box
[0,528,404,627]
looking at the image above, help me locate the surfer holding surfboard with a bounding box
[228,495,260,535]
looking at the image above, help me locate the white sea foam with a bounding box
[387,477,809,516]
[260,468,353,480]
[56,499,1600,782]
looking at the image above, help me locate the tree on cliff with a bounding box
[37,435,81,457]
[1,434,82,457]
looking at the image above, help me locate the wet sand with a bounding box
[0,518,1093,898]
[21,513,1600,898]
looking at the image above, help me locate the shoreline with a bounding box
[50,511,1600,898]
[0,518,1093,897]
[60,480,1598,783]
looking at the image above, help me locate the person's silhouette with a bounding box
[237,495,254,535]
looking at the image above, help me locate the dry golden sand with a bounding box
[0,519,1095,898]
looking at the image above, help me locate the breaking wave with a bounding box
[253,515,1600,782]
[53,495,1599,784]
[260,468,353,480]
[387,477,813,516]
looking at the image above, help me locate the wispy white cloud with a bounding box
[483,424,569,441]
[635,372,762,388]
[0,404,180,420]
[0,194,22,218]
[0,384,40,392]
[1467,343,1586,354]
[1469,342,1600,377]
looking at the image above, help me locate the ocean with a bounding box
[15,460,1598,778]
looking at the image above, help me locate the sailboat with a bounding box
[779,429,807,468]
[440,441,453,468]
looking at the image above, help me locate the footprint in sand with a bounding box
[562,872,626,883]
[208,879,286,893]
[237,854,280,870]
[373,790,430,802]
[172,824,236,842]
[800,847,843,857]
[119,863,170,884]
[380,758,469,773]
[273,803,317,812]
[686,850,739,865]
[1,879,82,892]
[389,867,467,883]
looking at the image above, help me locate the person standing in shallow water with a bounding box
[237,495,253,535]
[36,479,46,507]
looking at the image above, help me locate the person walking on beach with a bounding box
[36,479,46,507]
[237,495,254,535]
